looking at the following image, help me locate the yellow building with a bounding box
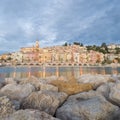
[20,40,40,53]
[17,40,104,65]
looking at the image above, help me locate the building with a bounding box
[7,40,105,65]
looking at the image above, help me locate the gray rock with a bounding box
[20,76,41,90]
[0,83,35,101]
[56,91,120,120]
[40,83,58,92]
[0,109,60,120]
[0,83,4,89]
[4,78,17,85]
[109,82,120,106]
[11,100,20,110]
[19,76,58,92]
[43,76,58,83]
[77,74,115,89]
[0,96,15,117]
[97,83,110,98]
[22,91,68,115]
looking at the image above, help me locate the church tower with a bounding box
[35,40,39,48]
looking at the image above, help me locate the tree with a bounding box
[115,47,120,54]
[73,42,80,45]
[80,43,83,46]
[101,42,109,53]
[63,42,68,46]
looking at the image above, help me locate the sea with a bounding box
[0,66,120,81]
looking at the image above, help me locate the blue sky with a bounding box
[0,0,120,53]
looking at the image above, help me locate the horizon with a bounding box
[0,0,120,54]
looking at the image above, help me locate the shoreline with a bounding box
[0,64,120,68]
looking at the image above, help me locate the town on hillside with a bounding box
[0,41,120,66]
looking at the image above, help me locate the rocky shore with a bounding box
[0,74,120,120]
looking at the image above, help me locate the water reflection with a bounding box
[0,66,119,80]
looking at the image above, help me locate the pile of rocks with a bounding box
[0,75,120,120]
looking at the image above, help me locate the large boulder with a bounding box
[56,91,120,120]
[77,74,115,89]
[0,109,60,120]
[97,82,115,99]
[50,80,93,95]
[0,96,15,117]
[109,82,120,106]
[20,76,58,92]
[97,83,110,99]
[20,76,41,90]
[22,91,68,115]
[0,83,35,101]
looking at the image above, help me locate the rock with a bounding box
[77,74,115,89]
[0,109,60,120]
[43,76,58,83]
[50,80,93,95]
[14,77,28,83]
[57,76,68,81]
[0,96,15,117]
[39,76,67,84]
[4,78,17,85]
[20,76,41,90]
[56,91,120,120]
[117,75,120,80]
[20,76,58,92]
[11,100,20,110]
[109,82,120,106]
[97,83,110,99]
[22,91,68,115]
[0,82,4,89]
[40,83,58,92]
[0,83,35,101]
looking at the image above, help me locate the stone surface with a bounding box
[50,80,93,95]
[57,76,68,81]
[0,83,35,101]
[0,109,60,120]
[22,91,68,115]
[109,82,120,106]
[43,76,58,84]
[4,78,17,85]
[97,83,110,98]
[77,74,115,89]
[20,76,41,90]
[56,91,120,120]
[0,82,4,89]
[0,96,15,117]
[40,83,58,92]
[11,100,20,110]
[20,76,58,92]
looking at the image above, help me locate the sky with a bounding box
[0,0,120,53]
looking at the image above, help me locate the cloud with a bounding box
[0,0,120,53]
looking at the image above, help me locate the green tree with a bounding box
[101,42,109,53]
[80,43,83,46]
[63,42,68,46]
[73,42,80,45]
[115,47,120,54]
[101,42,107,48]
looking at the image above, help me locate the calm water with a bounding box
[0,66,120,81]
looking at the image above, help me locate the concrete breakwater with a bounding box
[0,74,120,120]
